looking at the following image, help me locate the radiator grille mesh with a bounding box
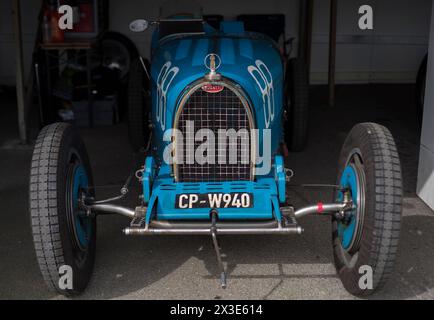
[176,85,252,182]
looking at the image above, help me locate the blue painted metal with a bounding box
[142,153,288,222]
[337,165,358,249]
[271,195,282,222]
[150,178,276,221]
[142,156,156,204]
[274,155,286,204]
[72,165,91,247]
[149,22,284,172]
[156,180,274,220]
[220,21,245,34]
[141,19,287,223]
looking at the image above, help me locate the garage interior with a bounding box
[1,0,434,299]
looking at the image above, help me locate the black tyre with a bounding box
[333,122,402,296]
[99,31,139,82]
[30,123,96,295]
[416,54,427,117]
[284,58,309,152]
[127,58,150,152]
[100,31,140,118]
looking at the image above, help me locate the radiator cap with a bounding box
[204,53,222,80]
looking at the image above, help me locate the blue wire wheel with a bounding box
[336,151,366,256]
[66,159,92,262]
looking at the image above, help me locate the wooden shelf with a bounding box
[39,41,95,50]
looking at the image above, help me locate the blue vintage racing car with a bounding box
[29,7,403,297]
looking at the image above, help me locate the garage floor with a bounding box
[1,84,433,300]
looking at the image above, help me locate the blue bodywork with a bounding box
[142,20,287,223]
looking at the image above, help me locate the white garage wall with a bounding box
[311,0,431,83]
[0,0,431,86]
[417,1,434,211]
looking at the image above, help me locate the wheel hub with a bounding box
[337,153,365,253]
[67,163,92,251]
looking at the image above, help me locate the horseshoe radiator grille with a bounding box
[174,82,254,182]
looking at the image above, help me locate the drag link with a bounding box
[293,202,353,219]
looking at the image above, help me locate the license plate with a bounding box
[175,193,254,209]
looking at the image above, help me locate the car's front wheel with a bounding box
[333,122,402,296]
[29,123,96,295]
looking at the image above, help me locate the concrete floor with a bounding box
[1,84,434,300]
